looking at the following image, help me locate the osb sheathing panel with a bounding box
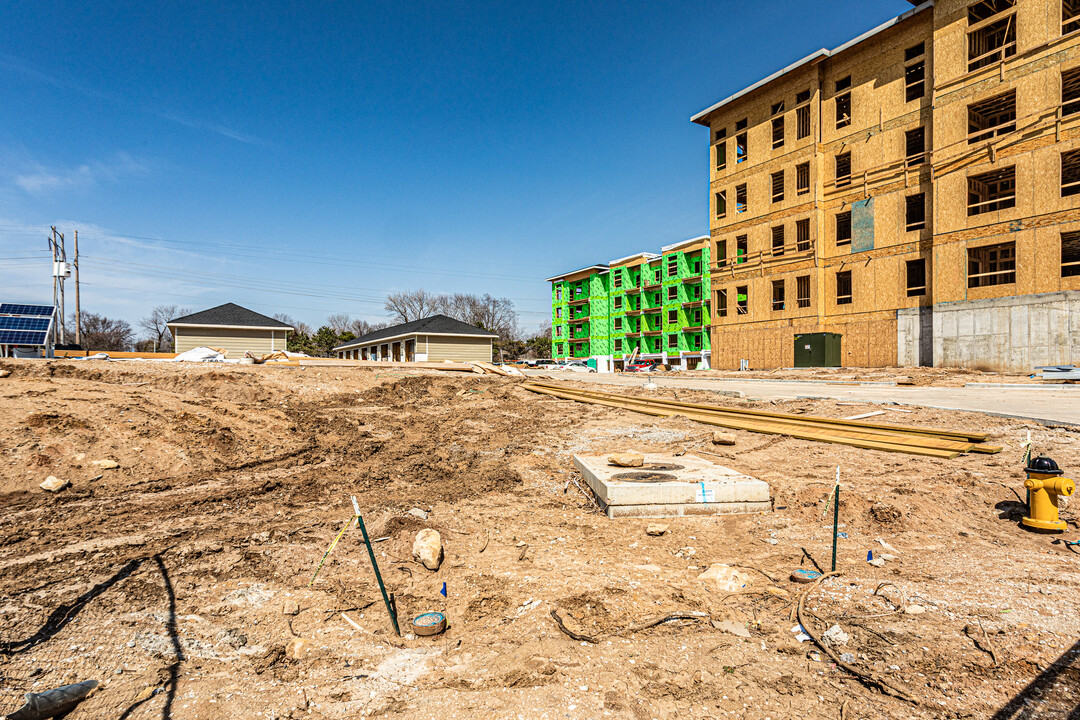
[710,315,898,369]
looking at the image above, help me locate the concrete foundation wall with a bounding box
[897,291,1080,371]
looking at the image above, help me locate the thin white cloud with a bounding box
[10,153,149,195]
[0,53,262,145]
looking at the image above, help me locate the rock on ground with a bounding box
[608,452,644,468]
[40,475,69,492]
[413,528,443,570]
[645,523,668,536]
[696,564,751,592]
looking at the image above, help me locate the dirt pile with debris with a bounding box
[0,359,1077,719]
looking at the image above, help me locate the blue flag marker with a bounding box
[440,582,447,597]
[866,550,873,562]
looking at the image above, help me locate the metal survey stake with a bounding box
[358,514,401,636]
[831,466,840,572]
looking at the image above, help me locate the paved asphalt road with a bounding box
[525,371,1080,425]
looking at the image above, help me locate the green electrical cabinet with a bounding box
[793,333,842,368]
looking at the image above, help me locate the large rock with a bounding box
[645,523,668,536]
[696,564,751,592]
[412,529,443,571]
[607,452,644,468]
[40,476,69,493]
[711,432,737,446]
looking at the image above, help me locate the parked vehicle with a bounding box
[561,361,596,373]
[626,361,661,372]
[532,359,560,369]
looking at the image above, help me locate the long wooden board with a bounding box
[521,383,1001,458]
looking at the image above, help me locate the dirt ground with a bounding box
[0,358,1077,720]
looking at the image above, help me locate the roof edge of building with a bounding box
[690,0,933,126]
[545,264,611,282]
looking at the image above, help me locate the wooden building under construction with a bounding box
[692,0,1080,371]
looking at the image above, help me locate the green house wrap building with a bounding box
[548,236,711,372]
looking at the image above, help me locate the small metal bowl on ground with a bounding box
[412,612,447,636]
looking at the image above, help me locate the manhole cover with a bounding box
[642,463,683,471]
[612,471,678,483]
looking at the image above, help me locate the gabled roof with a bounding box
[167,303,293,329]
[333,314,498,351]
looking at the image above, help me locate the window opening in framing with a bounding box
[555,325,562,337]
[667,309,677,324]
[667,286,677,301]
[691,308,702,325]
[796,90,811,139]
[968,5,1017,72]
[836,270,852,305]
[717,288,728,317]
[796,162,810,195]
[836,211,852,246]
[613,272,622,289]
[968,241,1015,287]
[796,218,810,251]
[715,140,727,170]
[715,191,726,218]
[1064,67,1080,116]
[736,236,747,264]
[1063,149,1080,197]
[614,317,622,331]
[614,296,622,310]
[1062,230,1080,276]
[968,90,1016,143]
[968,166,1016,215]
[666,257,678,277]
[736,133,747,164]
[905,42,925,62]
[906,193,926,231]
[906,58,925,102]
[771,280,785,311]
[1066,0,1080,35]
[835,152,851,188]
[771,170,784,203]
[772,225,785,257]
[906,127,926,167]
[714,127,726,143]
[555,307,561,318]
[667,334,677,349]
[835,76,851,129]
[796,275,810,308]
[735,118,747,131]
[555,287,562,301]
[736,184,747,213]
[771,101,785,149]
[736,285,748,314]
[906,258,926,297]
[614,339,622,352]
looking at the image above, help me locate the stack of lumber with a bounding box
[521,381,1001,458]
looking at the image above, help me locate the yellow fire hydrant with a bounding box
[1023,456,1075,532]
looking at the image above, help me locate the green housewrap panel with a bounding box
[851,198,874,253]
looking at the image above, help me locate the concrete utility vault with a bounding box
[572,453,770,519]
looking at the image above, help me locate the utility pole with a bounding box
[73,230,81,347]
[48,226,71,346]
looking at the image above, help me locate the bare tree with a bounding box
[433,292,518,341]
[138,305,188,352]
[349,318,388,336]
[273,312,312,337]
[80,313,135,351]
[326,313,352,334]
[384,289,442,324]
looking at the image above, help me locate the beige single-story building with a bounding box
[168,303,293,356]
[333,315,498,362]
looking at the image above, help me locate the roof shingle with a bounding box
[168,303,292,329]
[334,314,497,351]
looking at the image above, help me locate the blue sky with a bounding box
[0,0,916,335]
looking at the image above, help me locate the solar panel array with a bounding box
[0,317,51,332]
[0,303,54,346]
[0,303,54,317]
